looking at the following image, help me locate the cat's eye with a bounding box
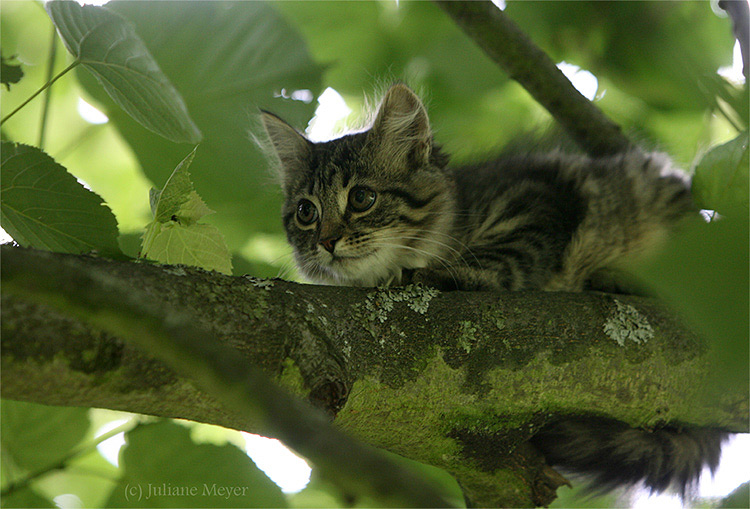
[296,199,318,226]
[348,186,376,212]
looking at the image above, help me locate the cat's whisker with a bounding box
[392,245,461,289]
[370,239,461,289]
[262,251,295,280]
[376,224,483,271]
[275,257,298,280]
[408,237,478,271]
[266,250,294,265]
[392,228,484,270]
[375,234,473,272]
[373,231,461,261]
[299,257,326,283]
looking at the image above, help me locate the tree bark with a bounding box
[2,246,747,506]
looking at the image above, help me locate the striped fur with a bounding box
[261,83,727,495]
[261,84,691,291]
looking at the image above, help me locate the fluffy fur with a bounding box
[261,83,727,494]
[531,418,728,496]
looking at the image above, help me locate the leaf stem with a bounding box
[38,26,60,149]
[1,59,79,126]
[0,418,137,497]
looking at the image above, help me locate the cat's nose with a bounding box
[319,236,340,253]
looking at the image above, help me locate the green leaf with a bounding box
[149,148,212,225]
[0,399,90,472]
[75,1,322,251]
[634,215,749,394]
[106,421,287,508]
[37,445,120,509]
[0,142,122,256]
[142,222,232,275]
[142,148,232,274]
[700,75,749,129]
[45,0,201,144]
[118,231,144,258]
[692,132,749,215]
[0,486,56,508]
[287,473,343,509]
[720,481,750,508]
[1,54,24,90]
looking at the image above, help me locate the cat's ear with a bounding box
[368,84,432,168]
[260,111,311,184]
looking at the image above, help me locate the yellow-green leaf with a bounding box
[149,147,211,224]
[142,222,232,275]
[142,148,232,274]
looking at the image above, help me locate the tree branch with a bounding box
[719,0,749,80]
[1,246,454,508]
[433,0,633,157]
[2,246,747,506]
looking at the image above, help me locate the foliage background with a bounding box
[1,1,746,508]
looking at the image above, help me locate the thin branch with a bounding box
[719,0,749,80]
[433,1,633,157]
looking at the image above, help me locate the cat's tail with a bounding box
[531,417,729,496]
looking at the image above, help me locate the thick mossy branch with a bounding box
[2,246,747,507]
[434,0,633,157]
[1,246,454,508]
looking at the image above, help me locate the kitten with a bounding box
[261,84,691,292]
[261,83,727,495]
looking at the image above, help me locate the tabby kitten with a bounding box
[262,84,691,292]
[261,84,727,494]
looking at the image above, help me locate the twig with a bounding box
[719,0,749,80]
[38,25,59,149]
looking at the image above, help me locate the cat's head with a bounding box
[261,84,456,286]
